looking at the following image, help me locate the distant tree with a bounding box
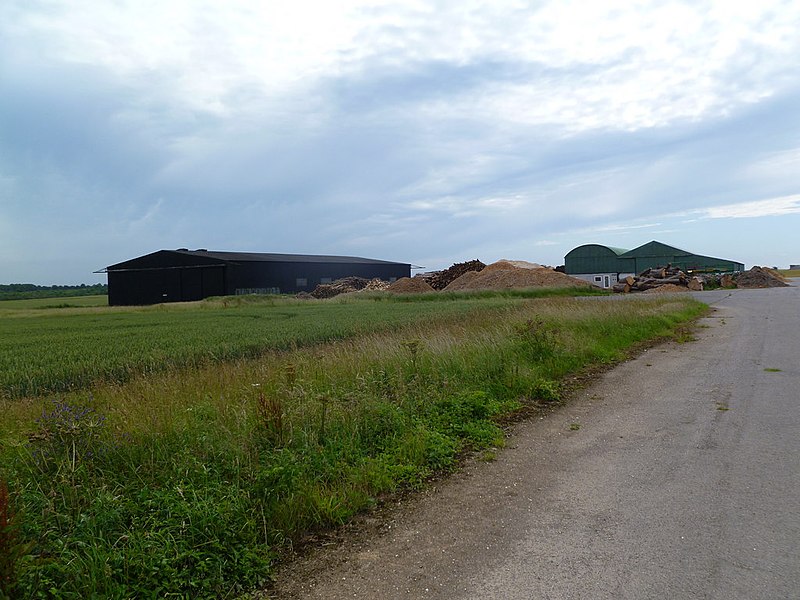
[0,284,108,301]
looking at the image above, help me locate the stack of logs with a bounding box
[421,260,486,290]
[612,265,701,293]
[309,277,388,298]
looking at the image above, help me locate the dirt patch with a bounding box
[734,266,789,289]
[444,261,591,291]
[387,277,435,293]
[642,283,689,294]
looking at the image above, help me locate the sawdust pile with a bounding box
[482,259,543,272]
[734,266,789,289]
[444,261,590,291]
[387,277,435,293]
[422,260,485,290]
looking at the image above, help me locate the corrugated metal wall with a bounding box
[565,242,744,276]
[105,251,411,305]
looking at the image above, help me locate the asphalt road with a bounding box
[271,285,800,599]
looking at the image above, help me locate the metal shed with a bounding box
[100,249,412,306]
[619,241,744,274]
[564,241,744,288]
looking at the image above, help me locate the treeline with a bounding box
[0,283,108,301]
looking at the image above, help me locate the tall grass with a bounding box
[0,291,592,400]
[0,294,705,598]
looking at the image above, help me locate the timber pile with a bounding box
[421,260,486,290]
[309,277,388,299]
[612,265,691,293]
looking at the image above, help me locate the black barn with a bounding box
[101,249,412,306]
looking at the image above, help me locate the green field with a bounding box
[777,269,800,278]
[0,290,706,599]
[0,290,605,400]
[0,294,108,310]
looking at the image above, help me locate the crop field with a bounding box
[0,290,706,599]
[0,294,108,310]
[0,289,605,400]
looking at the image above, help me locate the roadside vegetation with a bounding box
[0,291,705,598]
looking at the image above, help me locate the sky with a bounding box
[1,1,799,285]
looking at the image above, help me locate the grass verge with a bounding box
[0,294,705,598]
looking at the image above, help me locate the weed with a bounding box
[318,395,330,445]
[529,379,560,403]
[515,319,557,361]
[0,479,31,598]
[256,392,286,447]
[401,339,422,372]
[479,450,497,462]
[569,423,581,431]
[26,400,107,475]
[764,368,782,373]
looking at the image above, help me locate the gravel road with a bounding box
[270,284,800,599]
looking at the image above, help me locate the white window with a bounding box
[594,276,602,282]
[320,277,332,284]
[296,278,308,288]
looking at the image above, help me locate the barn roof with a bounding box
[172,249,409,265]
[99,249,412,272]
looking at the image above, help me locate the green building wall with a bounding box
[565,241,744,275]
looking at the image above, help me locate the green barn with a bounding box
[564,241,744,288]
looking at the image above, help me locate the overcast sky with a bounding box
[2,1,799,284]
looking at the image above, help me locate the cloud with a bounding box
[699,195,800,219]
[1,1,800,281]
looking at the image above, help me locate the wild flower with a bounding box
[27,400,107,473]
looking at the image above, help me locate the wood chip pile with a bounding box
[387,277,435,293]
[420,260,486,290]
[733,266,789,288]
[444,261,590,291]
[303,258,594,299]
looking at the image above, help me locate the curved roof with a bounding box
[564,243,630,258]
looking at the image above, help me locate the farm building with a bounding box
[564,241,744,289]
[100,249,412,306]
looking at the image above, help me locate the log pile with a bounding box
[420,260,486,291]
[309,277,388,299]
[612,265,691,293]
